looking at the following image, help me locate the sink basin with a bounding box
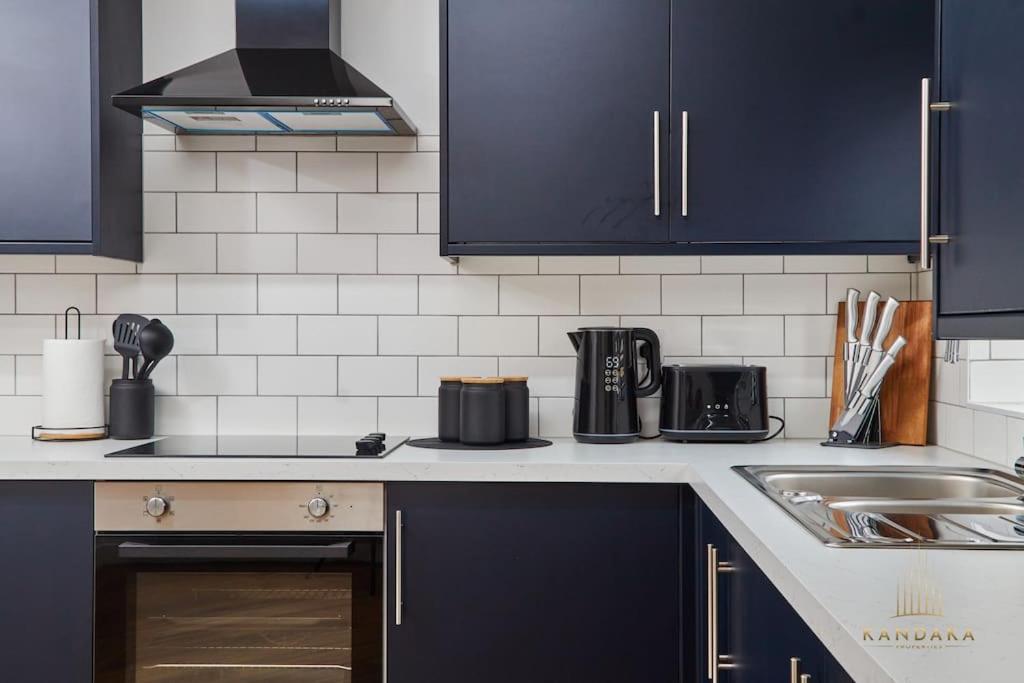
[736,465,1024,549]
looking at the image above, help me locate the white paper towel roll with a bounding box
[42,339,106,429]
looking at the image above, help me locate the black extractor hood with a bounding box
[113,0,415,136]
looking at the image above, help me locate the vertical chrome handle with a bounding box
[920,78,932,270]
[791,657,800,683]
[800,676,811,683]
[394,509,403,626]
[708,544,737,683]
[653,111,662,216]
[681,111,689,216]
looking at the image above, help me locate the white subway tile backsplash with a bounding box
[379,397,438,435]
[138,234,216,273]
[379,316,458,356]
[339,356,418,396]
[782,398,830,438]
[144,135,175,151]
[539,316,618,356]
[259,275,337,314]
[417,137,441,152]
[178,193,256,233]
[145,152,216,192]
[457,256,537,275]
[746,356,827,397]
[417,357,498,395]
[784,255,866,273]
[420,276,498,315]
[156,316,218,355]
[178,275,257,314]
[179,356,256,396]
[580,276,660,315]
[868,255,918,273]
[297,235,377,274]
[539,257,618,274]
[339,194,417,233]
[621,316,701,356]
[97,275,177,314]
[784,315,837,356]
[258,194,337,233]
[258,136,336,152]
[620,256,699,274]
[0,255,55,273]
[744,274,825,314]
[973,410,1008,464]
[338,276,418,314]
[259,356,337,396]
[378,152,440,193]
[378,235,456,275]
[219,396,297,434]
[339,136,417,152]
[298,153,377,192]
[154,396,217,435]
[218,234,297,273]
[0,276,13,313]
[499,276,579,315]
[662,275,742,315]
[177,135,255,152]
[16,275,95,314]
[0,396,40,435]
[825,273,912,312]
[459,317,538,356]
[703,317,784,356]
[298,397,378,434]
[702,256,781,274]
[219,316,297,355]
[0,356,14,394]
[218,153,297,192]
[144,193,177,233]
[498,357,575,397]
[538,398,574,438]
[56,256,136,274]
[417,194,440,234]
[298,316,377,356]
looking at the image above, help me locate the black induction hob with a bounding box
[105,434,408,459]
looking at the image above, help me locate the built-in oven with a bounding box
[94,482,384,683]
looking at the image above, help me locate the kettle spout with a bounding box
[567,331,583,351]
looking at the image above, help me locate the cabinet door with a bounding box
[0,482,93,681]
[387,483,681,683]
[671,0,934,248]
[0,0,94,243]
[934,1,1024,339]
[444,0,670,247]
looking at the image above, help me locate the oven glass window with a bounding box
[133,572,354,682]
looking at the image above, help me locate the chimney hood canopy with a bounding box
[113,0,415,136]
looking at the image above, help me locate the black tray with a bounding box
[407,437,552,451]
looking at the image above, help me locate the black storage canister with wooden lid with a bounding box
[501,376,529,442]
[437,376,465,442]
[460,377,506,445]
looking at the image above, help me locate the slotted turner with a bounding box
[112,314,149,380]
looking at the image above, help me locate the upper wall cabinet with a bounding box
[0,0,142,260]
[931,1,1024,339]
[441,0,935,256]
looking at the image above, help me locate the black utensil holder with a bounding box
[109,379,155,440]
[821,395,895,449]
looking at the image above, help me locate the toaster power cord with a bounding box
[762,415,785,441]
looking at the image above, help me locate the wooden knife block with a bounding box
[829,301,933,446]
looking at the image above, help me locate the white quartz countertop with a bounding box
[0,435,1018,682]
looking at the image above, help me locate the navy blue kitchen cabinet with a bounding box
[932,1,1024,339]
[696,499,853,682]
[0,482,93,681]
[0,0,142,259]
[442,0,934,256]
[386,483,683,682]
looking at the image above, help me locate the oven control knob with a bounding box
[307,497,330,519]
[145,496,169,518]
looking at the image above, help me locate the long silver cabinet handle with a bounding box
[791,657,801,683]
[394,509,403,626]
[681,111,689,216]
[706,544,714,680]
[654,111,662,216]
[919,78,931,269]
[709,544,738,683]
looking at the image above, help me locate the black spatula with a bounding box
[112,314,149,380]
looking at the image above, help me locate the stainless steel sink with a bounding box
[736,465,1024,548]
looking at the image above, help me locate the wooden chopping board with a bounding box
[829,300,933,446]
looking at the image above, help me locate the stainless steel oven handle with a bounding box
[116,541,353,561]
[395,509,404,626]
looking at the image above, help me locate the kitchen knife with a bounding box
[847,291,881,402]
[832,336,907,438]
[843,288,860,405]
[858,297,901,391]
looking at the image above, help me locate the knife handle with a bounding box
[845,289,860,344]
[858,291,882,346]
[871,298,901,352]
[860,336,908,398]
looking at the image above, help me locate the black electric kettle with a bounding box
[567,327,661,443]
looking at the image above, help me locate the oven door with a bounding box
[95,533,382,683]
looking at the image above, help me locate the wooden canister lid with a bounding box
[440,376,468,382]
[501,376,529,382]
[462,377,505,384]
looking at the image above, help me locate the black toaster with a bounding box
[659,365,769,442]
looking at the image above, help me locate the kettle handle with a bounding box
[633,328,662,398]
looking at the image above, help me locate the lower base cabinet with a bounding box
[386,482,683,682]
[697,499,853,683]
[0,481,93,682]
